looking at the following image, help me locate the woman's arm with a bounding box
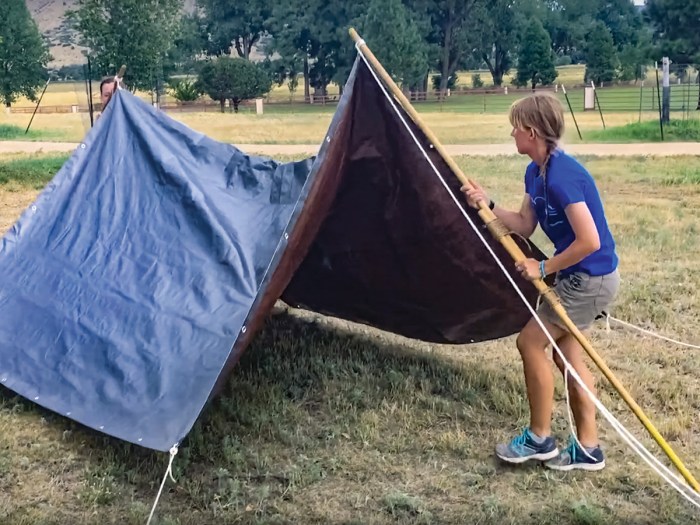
[543,202,600,275]
[461,180,538,239]
[516,202,600,280]
[493,195,539,239]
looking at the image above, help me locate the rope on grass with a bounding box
[604,313,700,350]
[146,446,178,525]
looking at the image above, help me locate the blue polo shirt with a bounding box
[524,149,618,276]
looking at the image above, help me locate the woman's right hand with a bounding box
[460,179,490,210]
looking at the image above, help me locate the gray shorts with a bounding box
[538,269,620,331]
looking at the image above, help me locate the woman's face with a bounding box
[511,126,533,155]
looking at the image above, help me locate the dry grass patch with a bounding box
[0,106,666,146]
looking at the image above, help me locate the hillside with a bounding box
[26,0,197,69]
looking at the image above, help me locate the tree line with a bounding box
[1,0,699,109]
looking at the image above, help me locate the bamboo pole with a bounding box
[348,27,700,493]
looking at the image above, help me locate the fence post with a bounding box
[662,57,670,123]
[584,86,595,110]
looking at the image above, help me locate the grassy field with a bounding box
[1,105,693,146]
[13,66,590,107]
[587,120,700,142]
[3,70,698,146]
[0,153,699,524]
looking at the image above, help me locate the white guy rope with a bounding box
[607,314,700,350]
[147,446,179,525]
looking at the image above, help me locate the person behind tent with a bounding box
[97,76,125,117]
[461,92,619,471]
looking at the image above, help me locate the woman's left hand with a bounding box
[515,258,541,281]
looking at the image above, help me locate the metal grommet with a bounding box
[241,326,247,333]
[80,144,86,149]
[284,233,289,240]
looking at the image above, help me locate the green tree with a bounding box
[69,0,183,99]
[197,0,271,59]
[197,56,271,112]
[514,18,558,90]
[585,22,619,85]
[0,0,51,107]
[168,77,201,102]
[268,0,368,98]
[646,0,700,108]
[409,0,483,93]
[168,14,207,74]
[618,40,651,82]
[522,0,644,63]
[360,0,430,89]
[474,0,524,86]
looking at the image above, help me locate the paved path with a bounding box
[1,140,699,157]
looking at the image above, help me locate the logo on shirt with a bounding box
[531,196,565,228]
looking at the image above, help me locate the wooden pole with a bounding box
[349,27,700,493]
[115,65,127,90]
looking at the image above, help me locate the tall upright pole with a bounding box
[87,56,94,127]
[662,57,671,124]
[655,66,665,141]
[348,27,700,493]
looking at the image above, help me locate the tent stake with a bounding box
[349,27,700,494]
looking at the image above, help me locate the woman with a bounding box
[462,92,620,471]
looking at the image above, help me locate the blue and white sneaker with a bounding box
[545,436,606,471]
[495,428,559,464]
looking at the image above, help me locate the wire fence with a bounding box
[8,67,700,120]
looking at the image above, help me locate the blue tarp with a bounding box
[0,77,344,451]
[0,58,541,451]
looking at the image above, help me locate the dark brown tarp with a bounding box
[279,58,545,344]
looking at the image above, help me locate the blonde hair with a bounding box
[509,92,565,177]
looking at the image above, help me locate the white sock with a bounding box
[528,429,547,444]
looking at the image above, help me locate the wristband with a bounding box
[539,260,547,279]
